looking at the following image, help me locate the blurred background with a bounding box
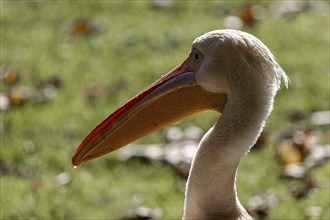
[1,1,329,219]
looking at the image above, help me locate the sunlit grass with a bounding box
[1,1,329,219]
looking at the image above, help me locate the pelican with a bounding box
[72,29,289,219]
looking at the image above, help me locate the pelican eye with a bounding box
[195,52,199,60]
[193,50,203,63]
[190,48,203,68]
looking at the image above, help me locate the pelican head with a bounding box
[72,29,288,166]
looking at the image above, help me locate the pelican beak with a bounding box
[72,57,227,166]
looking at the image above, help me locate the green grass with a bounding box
[1,1,329,219]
